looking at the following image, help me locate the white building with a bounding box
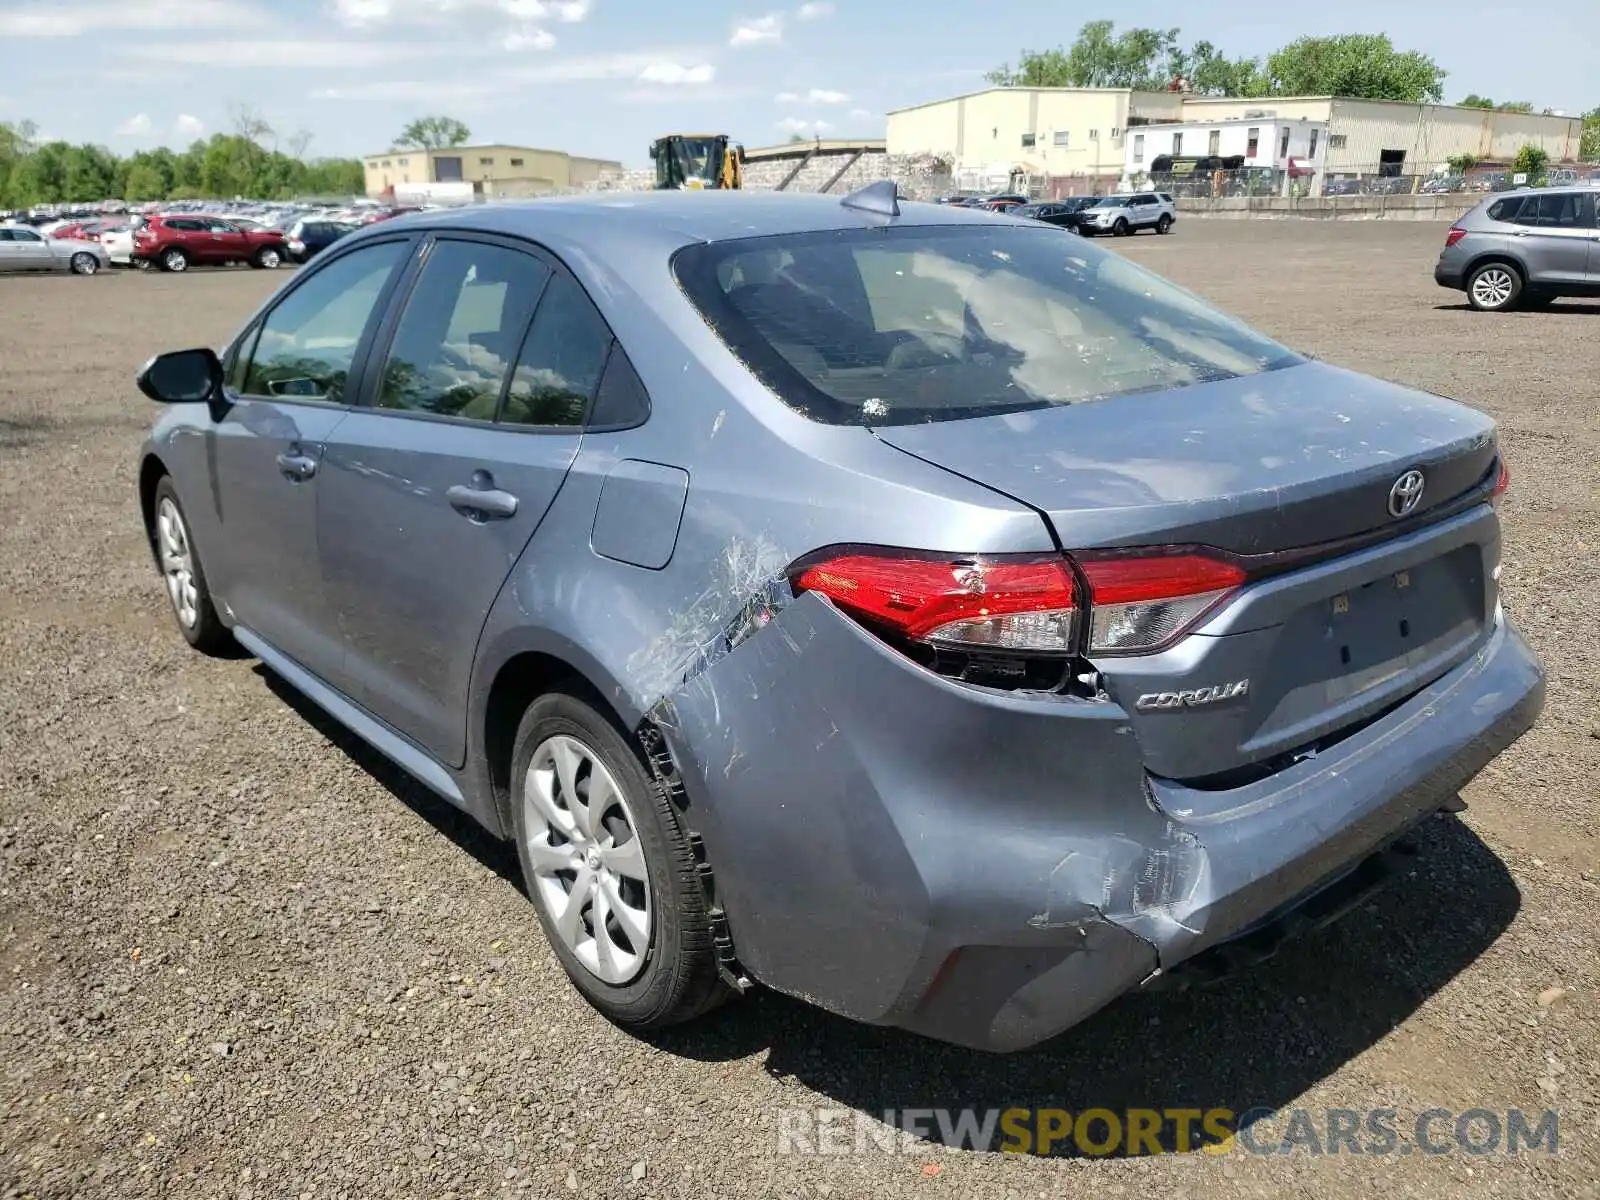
[888,87,1585,198]
[1123,117,1329,194]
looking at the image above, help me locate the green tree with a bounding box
[1511,143,1549,184]
[1583,107,1600,160]
[1259,35,1445,102]
[1459,94,1534,112]
[989,28,1442,103]
[394,115,471,150]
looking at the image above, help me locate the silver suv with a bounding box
[1435,187,1600,311]
[1080,191,1176,236]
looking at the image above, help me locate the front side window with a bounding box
[11,228,41,243]
[375,239,551,420]
[674,224,1300,426]
[240,240,409,401]
[501,273,613,427]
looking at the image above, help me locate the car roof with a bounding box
[370,189,1013,253]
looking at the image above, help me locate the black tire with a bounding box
[150,477,232,655]
[1466,261,1522,312]
[509,692,728,1031]
[252,246,283,269]
[1156,214,1174,234]
[160,247,189,273]
[1113,218,1130,237]
[69,252,99,275]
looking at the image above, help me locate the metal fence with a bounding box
[1042,160,1600,203]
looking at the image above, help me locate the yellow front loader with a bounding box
[649,134,744,189]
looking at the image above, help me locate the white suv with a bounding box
[1081,191,1176,237]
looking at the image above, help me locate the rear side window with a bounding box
[240,240,409,401]
[375,239,551,421]
[674,224,1300,426]
[1486,197,1525,223]
[501,273,613,427]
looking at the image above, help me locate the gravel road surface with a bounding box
[1,222,1594,1199]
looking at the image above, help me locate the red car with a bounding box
[131,215,289,273]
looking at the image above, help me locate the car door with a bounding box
[317,234,610,765]
[7,226,53,269]
[1131,193,1158,227]
[0,228,17,271]
[1508,192,1593,287]
[206,235,417,679]
[206,219,250,263]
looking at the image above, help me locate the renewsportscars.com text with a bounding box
[775,1106,1560,1157]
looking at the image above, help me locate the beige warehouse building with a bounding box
[363,144,623,199]
[888,87,1586,194]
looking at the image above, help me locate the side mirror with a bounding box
[648,143,658,160]
[136,348,224,404]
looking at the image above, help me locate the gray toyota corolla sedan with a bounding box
[134,184,1544,1052]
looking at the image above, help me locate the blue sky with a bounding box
[1,0,1593,165]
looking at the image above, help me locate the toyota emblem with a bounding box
[1387,469,1426,518]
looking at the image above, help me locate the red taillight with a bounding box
[1078,553,1246,655]
[1445,227,1468,247]
[792,552,1078,652]
[791,547,1246,657]
[1491,458,1510,507]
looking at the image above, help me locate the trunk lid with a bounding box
[872,361,1497,556]
[874,361,1502,783]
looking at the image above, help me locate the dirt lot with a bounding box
[1,222,1595,1200]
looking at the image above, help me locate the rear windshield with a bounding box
[672,223,1301,426]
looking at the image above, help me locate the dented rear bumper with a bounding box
[656,595,1543,1053]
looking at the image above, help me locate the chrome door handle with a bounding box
[447,484,518,521]
[276,452,317,481]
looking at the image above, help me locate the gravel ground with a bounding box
[1,223,1595,1200]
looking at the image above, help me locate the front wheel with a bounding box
[252,247,282,269]
[1156,214,1173,234]
[510,692,729,1031]
[1113,218,1130,237]
[150,477,232,654]
[1467,262,1522,312]
[69,252,99,275]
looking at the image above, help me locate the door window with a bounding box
[10,228,41,242]
[240,240,410,402]
[1517,192,1594,228]
[375,239,551,421]
[501,272,614,427]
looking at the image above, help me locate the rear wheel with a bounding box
[252,246,282,269]
[69,252,99,275]
[151,477,231,654]
[1467,262,1522,311]
[160,247,189,273]
[1156,214,1173,234]
[509,692,728,1030]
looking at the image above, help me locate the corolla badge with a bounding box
[1136,680,1250,711]
[1388,469,1426,518]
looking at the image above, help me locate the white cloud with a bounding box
[729,13,781,45]
[114,113,154,137]
[130,39,454,67]
[503,47,711,82]
[638,62,714,85]
[503,25,555,49]
[795,1,833,18]
[1,0,264,36]
[174,114,206,138]
[776,116,831,134]
[849,107,872,119]
[776,88,847,103]
[334,0,590,24]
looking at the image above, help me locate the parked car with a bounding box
[1080,191,1176,236]
[0,225,109,274]
[101,217,143,267]
[1012,197,1100,232]
[1435,187,1600,312]
[284,218,357,264]
[134,186,1543,1053]
[131,215,290,272]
